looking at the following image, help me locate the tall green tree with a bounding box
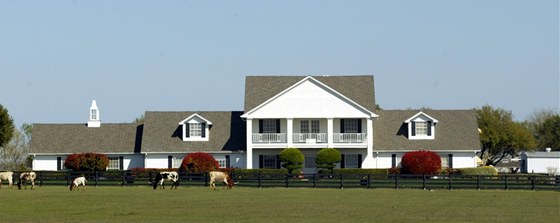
[0,104,15,148]
[476,105,537,166]
[534,115,560,150]
[0,125,31,170]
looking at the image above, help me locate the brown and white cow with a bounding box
[17,172,36,190]
[150,171,179,190]
[209,171,235,190]
[69,176,87,191]
[0,171,14,189]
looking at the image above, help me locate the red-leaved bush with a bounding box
[400,150,441,175]
[180,152,219,173]
[64,152,109,171]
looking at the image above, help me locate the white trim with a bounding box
[241,76,378,118]
[178,113,213,125]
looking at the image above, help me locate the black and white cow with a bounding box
[17,172,36,190]
[150,171,179,190]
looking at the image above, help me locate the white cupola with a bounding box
[87,100,101,127]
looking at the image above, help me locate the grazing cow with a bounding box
[17,172,36,190]
[0,171,14,189]
[151,171,179,190]
[69,176,87,191]
[209,171,235,190]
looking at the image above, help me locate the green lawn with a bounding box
[1,186,558,222]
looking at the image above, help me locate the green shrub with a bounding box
[332,168,388,175]
[316,148,341,173]
[456,166,498,176]
[279,148,304,174]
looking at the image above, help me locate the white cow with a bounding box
[209,171,235,190]
[0,171,14,189]
[69,176,87,191]
[17,172,36,190]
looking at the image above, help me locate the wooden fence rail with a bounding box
[2,170,559,191]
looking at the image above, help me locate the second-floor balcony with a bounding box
[252,133,366,144]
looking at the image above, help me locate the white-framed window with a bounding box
[343,119,360,133]
[216,158,227,168]
[60,159,66,170]
[263,155,277,169]
[262,119,277,133]
[301,120,320,133]
[190,123,202,137]
[173,157,183,169]
[345,154,359,168]
[108,157,120,170]
[304,156,316,168]
[415,121,428,136]
[90,109,97,120]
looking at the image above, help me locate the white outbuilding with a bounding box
[521,148,560,175]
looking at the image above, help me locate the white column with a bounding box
[327,118,334,148]
[287,118,293,147]
[246,119,253,169]
[362,118,375,168]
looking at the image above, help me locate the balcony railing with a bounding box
[292,133,327,144]
[252,133,287,143]
[333,133,366,143]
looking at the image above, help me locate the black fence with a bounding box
[3,171,559,191]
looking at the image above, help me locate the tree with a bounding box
[180,152,219,173]
[0,104,15,148]
[534,115,560,150]
[0,125,31,170]
[279,148,304,174]
[316,148,341,173]
[64,153,109,171]
[400,150,441,175]
[476,105,537,166]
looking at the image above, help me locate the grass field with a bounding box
[1,186,558,222]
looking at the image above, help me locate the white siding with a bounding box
[526,158,560,174]
[33,155,59,171]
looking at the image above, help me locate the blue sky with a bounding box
[1,1,558,128]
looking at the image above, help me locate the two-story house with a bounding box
[29,75,481,172]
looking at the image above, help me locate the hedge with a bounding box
[332,168,389,175]
[455,166,498,176]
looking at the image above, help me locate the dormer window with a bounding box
[405,112,437,140]
[179,114,212,141]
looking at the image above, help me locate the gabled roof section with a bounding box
[178,113,213,125]
[30,123,141,154]
[404,111,439,123]
[142,111,246,152]
[374,110,480,151]
[243,75,377,117]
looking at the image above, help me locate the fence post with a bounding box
[476,175,481,190]
[122,170,126,186]
[339,174,344,189]
[312,174,317,188]
[67,171,71,187]
[531,176,535,191]
[394,174,399,189]
[367,174,371,189]
[504,175,509,190]
[95,171,99,187]
[204,172,209,187]
[258,171,262,188]
[422,174,426,190]
[39,171,44,187]
[285,174,289,188]
[448,174,452,190]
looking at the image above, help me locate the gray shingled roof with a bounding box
[30,123,140,154]
[244,75,376,113]
[141,111,246,152]
[373,110,481,151]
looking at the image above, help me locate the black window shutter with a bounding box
[259,155,264,168]
[358,154,362,168]
[259,120,264,133]
[57,157,62,171]
[448,154,453,169]
[167,156,173,169]
[225,155,230,168]
[340,154,345,168]
[427,121,432,136]
[275,119,280,133]
[357,119,362,133]
[391,154,396,168]
[201,123,206,138]
[185,124,190,137]
[340,119,345,133]
[276,155,281,169]
[411,122,416,136]
[119,156,124,170]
